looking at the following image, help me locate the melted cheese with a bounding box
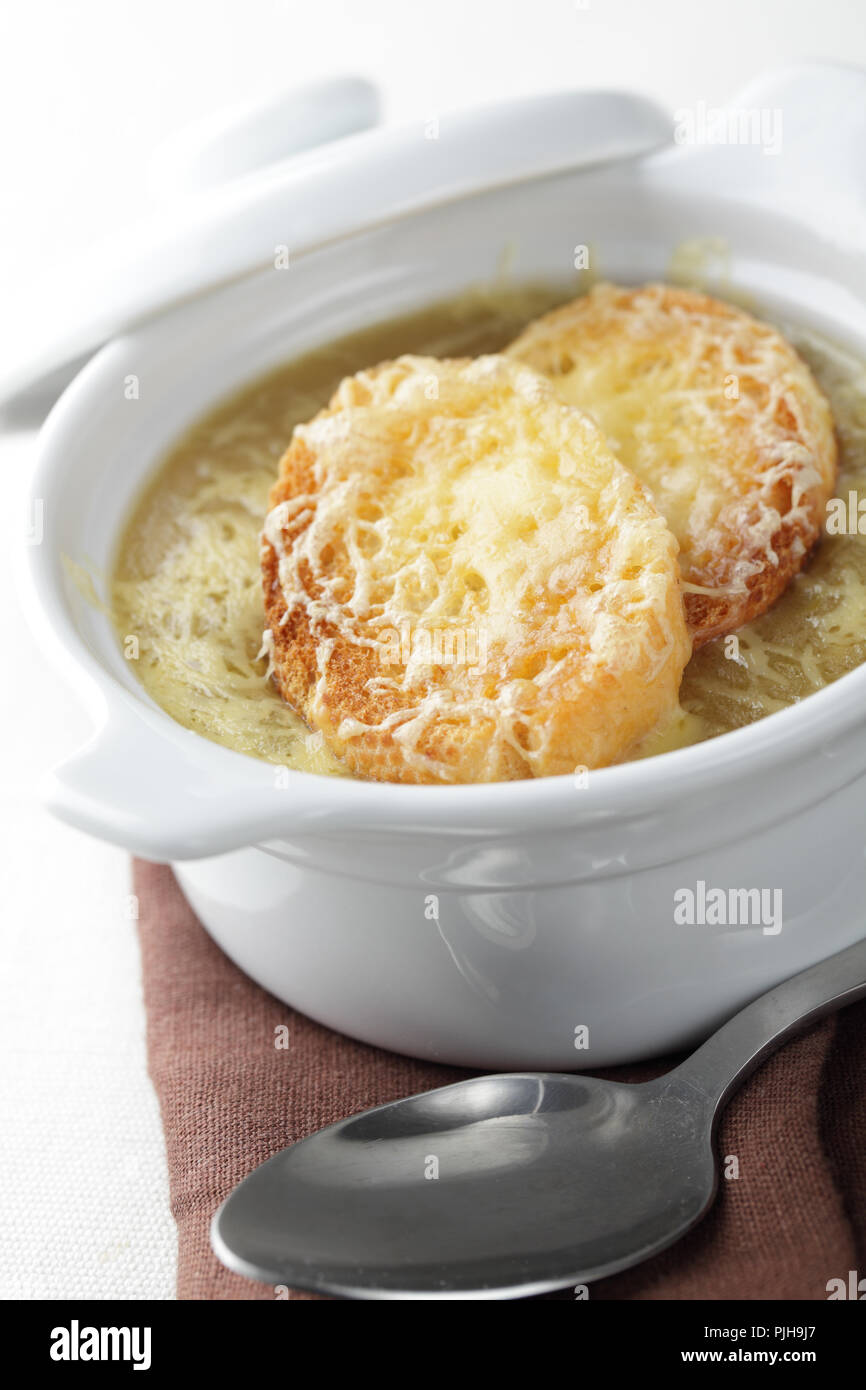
[507,284,835,607]
[263,355,687,781]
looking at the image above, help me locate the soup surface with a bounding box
[110,284,866,774]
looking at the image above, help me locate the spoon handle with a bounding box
[672,933,866,1111]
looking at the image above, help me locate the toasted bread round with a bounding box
[261,354,690,784]
[508,283,838,646]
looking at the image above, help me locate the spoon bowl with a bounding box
[212,1072,716,1298]
[213,935,866,1298]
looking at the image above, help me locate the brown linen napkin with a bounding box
[134,859,866,1301]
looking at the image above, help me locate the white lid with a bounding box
[2,79,671,405]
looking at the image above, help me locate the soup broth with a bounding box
[111,286,866,774]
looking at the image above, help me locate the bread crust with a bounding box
[261,354,690,783]
[508,283,838,646]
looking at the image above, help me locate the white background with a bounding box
[2,0,865,1301]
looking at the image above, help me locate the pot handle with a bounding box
[659,63,866,236]
[0,84,672,408]
[147,76,381,198]
[40,696,343,862]
[0,76,383,411]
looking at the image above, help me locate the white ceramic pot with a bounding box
[18,65,866,1068]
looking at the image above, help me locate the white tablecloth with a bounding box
[0,433,175,1298]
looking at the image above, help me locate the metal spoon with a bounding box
[211,934,866,1299]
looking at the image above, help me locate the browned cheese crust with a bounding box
[261,355,691,783]
[508,283,838,645]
